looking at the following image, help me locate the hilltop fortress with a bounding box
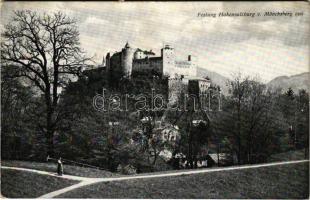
[102,42,211,100]
[105,42,197,78]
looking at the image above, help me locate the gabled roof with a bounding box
[135,48,156,55]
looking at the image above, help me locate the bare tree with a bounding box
[1,10,92,156]
[229,75,249,164]
[226,75,282,164]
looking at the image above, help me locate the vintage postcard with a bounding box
[1,1,309,199]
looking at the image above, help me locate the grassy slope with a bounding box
[58,162,309,199]
[268,149,307,162]
[1,160,119,178]
[1,169,79,198]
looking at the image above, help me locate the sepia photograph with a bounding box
[0,1,309,199]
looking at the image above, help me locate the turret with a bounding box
[106,52,110,71]
[121,42,135,78]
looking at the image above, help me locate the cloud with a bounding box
[196,37,309,82]
[1,1,308,82]
[220,1,309,46]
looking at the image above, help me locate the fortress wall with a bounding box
[132,58,163,75]
[110,53,122,73]
[168,77,188,104]
[175,61,197,77]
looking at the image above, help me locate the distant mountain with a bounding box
[197,67,230,95]
[197,68,309,95]
[267,72,309,93]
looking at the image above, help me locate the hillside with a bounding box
[197,67,230,95]
[57,162,309,199]
[267,72,309,93]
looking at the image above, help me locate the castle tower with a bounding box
[106,52,110,71]
[188,54,197,76]
[161,45,176,77]
[121,42,135,78]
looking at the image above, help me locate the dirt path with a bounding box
[1,159,309,198]
[1,166,89,181]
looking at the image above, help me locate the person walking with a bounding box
[57,157,63,176]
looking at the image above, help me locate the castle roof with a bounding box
[144,50,155,55]
[111,51,121,58]
[135,48,155,55]
[185,75,210,81]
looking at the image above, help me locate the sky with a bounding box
[1,2,309,82]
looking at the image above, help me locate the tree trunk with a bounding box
[237,131,241,164]
[237,97,242,165]
[217,142,220,167]
[152,146,158,165]
[46,106,54,157]
[193,156,198,169]
[46,130,54,157]
[247,135,251,164]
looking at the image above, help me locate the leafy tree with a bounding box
[1,65,43,159]
[295,90,309,156]
[165,83,214,168]
[217,75,288,164]
[225,75,250,164]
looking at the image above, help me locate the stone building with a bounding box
[104,42,211,102]
[105,42,197,78]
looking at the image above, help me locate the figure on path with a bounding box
[57,157,63,176]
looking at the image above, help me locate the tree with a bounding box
[295,90,309,154]
[227,75,249,164]
[1,10,91,156]
[1,65,39,159]
[165,83,213,169]
[218,75,286,164]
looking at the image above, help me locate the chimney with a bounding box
[188,55,191,61]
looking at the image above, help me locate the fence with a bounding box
[46,155,105,170]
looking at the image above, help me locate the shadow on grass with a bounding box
[1,169,79,198]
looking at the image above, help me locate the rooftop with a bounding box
[184,76,210,81]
